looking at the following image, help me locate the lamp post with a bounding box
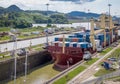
[88,9,90,30]
[13,35,17,84]
[24,50,28,83]
[108,3,112,45]
[46,3,49,48]
[0,45,1,53]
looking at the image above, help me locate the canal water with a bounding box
[0,34,69,53]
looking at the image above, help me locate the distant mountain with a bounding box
[67,11,100,18]
[0,5,23,14]
[6,5,23,12]
[25,10,59,15]
[0,7,5,14]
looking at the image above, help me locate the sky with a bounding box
[0,0,120,16]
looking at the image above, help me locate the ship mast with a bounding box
[62,34,65,54]
[90,18,96,51]
[101,14,106,47]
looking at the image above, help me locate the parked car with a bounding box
[108,57,117,62]
[17,48,27,56]
[83,51,92,60]
[97,46,103,52]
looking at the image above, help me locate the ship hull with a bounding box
[48,46,95,69]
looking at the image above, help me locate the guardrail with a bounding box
[82,70,120,84]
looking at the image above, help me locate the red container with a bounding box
[72,38,78,42]
[59,38,63,41]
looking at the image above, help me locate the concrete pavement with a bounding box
[67,44,120,84]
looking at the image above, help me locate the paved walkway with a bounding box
[68,44,120,84]
[103,80,120,84]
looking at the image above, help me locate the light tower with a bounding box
[88,9,90,30]
[13,35,17,84]
[46,3,50,48]
[108,3,112,45]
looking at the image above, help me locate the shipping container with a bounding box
[71,38,79,42]
[78,38,84,42]
[55,37,59,41]
[77,42,90,48]
[69,35,77,38]
[70,42,77,47]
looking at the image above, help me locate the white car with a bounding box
[97,46,103,52]
[83,51,92,60]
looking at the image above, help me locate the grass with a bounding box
[30,44,44,51]
[99,47,113,55]
[34,47,43,51]
[0,55,11,61]
[95,47,120,77]
[0,27,11,32]
[31,44,43,48]
[18,34,38,39]
[0,52,11,61]
[107,76,120,81]
[107,48,120,59]
[53,66,86,84]
[94,68,115,77]
[2,63,60,84]
[84,58,99,65]
[19,27,46,32]
[0,36,10,41]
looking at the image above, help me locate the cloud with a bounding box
[50,0,96,4]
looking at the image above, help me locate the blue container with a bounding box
[77,34,84,38]
[78,38,84,42]
[65,43,70,47]
[86,33,90,38]
[69,38,73,42]
[80,42,89,48]
[69,35,77,38]
[74,33,80,35]
[103,62,110,70]
[97,34,104,44]
[85,30,90,32]
[70,42,77,47]
[86,39,90,42]
[73,43,77,47]
[55,37,59,41]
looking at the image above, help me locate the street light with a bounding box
[24,50,28,83]
[45,3,49,48]
[46,3,49,26]
[88,9,90,30]
[12,35,17,84]
[108,3,112,45]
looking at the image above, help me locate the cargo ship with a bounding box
[47,14,118,69]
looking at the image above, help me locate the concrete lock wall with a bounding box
[0,50,52,81]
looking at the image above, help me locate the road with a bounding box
[67,43,120,84]
[0,34,69,53]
